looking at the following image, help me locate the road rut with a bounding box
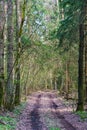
[16,91,76,130]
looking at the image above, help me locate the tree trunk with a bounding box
[14,0,21,106]
[65,61,70,100]
[84,3,87,102]
[0,0,5,107]
[14,0,26,105]
[77,5,84,110]
[59,0,64,20]
[5,0,14,111]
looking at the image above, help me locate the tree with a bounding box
[77,1,85,111]
[14,0,26,105]
[5,0,14,111]
[0,0,5,107]
[84,1,87,102]
[14,0,20,106]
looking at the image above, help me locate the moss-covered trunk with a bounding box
[14,0,26,105]
[0,0,5,107]
[5,0,14,111]
[77,5,84,110]
[84,3,87,102]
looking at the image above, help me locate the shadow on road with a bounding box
[30,94,48,130]
[51,101,76,130]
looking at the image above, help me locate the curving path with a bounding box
[16,91,76,130]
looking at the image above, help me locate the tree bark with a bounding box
[14,0,26,105]
[5,0,14,111]
[14,0,20,106]
[65,61,70,100]
[0,0,5,107]
[77,5,84,110]
[84,3,87,102]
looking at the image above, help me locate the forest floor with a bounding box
[16,91,87,130]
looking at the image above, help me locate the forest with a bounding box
[0,0,87,130]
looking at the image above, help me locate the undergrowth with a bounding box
[50,127,61,130]
[75,111,87,121]
[0,102,26,130]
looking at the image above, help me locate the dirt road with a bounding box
[16,91,76,130]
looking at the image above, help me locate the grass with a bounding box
[75,111,87,121]
[13,102,26,115]
[49,127,61,130]
[0,116,17,130]
[0,102,26,130]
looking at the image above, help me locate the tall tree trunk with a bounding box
[50,71,53,89]
[60,77,64,94]
[14,0,20,106]
[0,0,5,107]
[84,3,87,102]
[5,0,14,111]
[14,0,26,105]
[59,0,64,20]
[23,69,30,100]
[77,4,84,111]
[65,61,70,100]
